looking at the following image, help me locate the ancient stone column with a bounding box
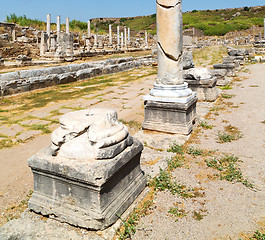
[66,17,70,34]
[263,18,265,39]
[46,14,51,36]
[142,0,197,134]
[94,33,98,48]
[117,26,120,46]
[121,32,124,47]
[145,30,148,47]
[11,28,16,42]
[128,28,130,43]
[88,20,91,37]
[109,24,112,45]
[156,0,183,85]
[57,15,61,37]
[124,26,127,47]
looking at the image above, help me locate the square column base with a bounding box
[142,94,197,135]
[28,139,146,230]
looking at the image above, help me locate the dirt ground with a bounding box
[132,63,265,240]
[0,62,264,239]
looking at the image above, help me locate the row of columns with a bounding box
[108,25,147,47]
[46,14,70,35]
[46,14,149,48]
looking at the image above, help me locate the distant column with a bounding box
[109,24,112,45]
[11,28,16,42]
[88,20,91,37]
[121,32,124,47]
[94,33,98,47]
[263,18,265,39]
[66,17,70,34]
[124,26,127,47]
[128,28,130,42]
[117,26,120,46]
[47,14,51,36]
[57,15,61,37]
[145,30,148,47]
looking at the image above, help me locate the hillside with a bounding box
[5,5,265,36]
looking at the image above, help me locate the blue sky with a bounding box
[0,0,264,23]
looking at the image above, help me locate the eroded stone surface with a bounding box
[51,108,132,160]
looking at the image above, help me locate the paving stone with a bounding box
[0,125,24,137]
[17,130,43,141]
[20,119,50,125]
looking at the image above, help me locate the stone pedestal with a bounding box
[142,95,197,135]
[185,78,219,102]
[142,0,197,135]
[27,108,146,230]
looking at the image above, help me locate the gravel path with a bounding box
[132,63,265,240]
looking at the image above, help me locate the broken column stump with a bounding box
[28,108,146,230]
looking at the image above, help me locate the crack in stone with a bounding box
[156,0,181,9]
[158,42,182,62]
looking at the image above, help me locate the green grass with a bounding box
[148,168,196,198]
[200,121,213,129]
[7,6,265,36]
[221,93,235,99]
[168,205,187,221]
[205,154,254,189]
[167,143,185,155]
[219,85,233,90]
[217,125,242,143]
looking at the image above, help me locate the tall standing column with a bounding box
[46,14,51,37]
[142,0,197,134]
[109,24,112,46]
[145,30,148,47]
[66,17,70,34]
[121,32,124,47]
[57,15,61,37]
[128,28,130,43]
[124,26,127,47]
[117,26,120,46]
[156,0,184,85]
[87,20,91,37]
[263,18,265,39]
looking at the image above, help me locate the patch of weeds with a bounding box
[0,138,14,149]
[3,190,33,223]
[200,121,213,129]
[210,106,223,112]
[167,156,184,170]
[117,191,154,240]
[186,146,204,157]
[27,124,51,134]
[217,125,242,143]
[217,132,235,143]
[221,93,235,99]
[119,119,142,132]
[205,154,254,189]
[168,204,187,221]
[167,143,184,155]
[261,120,265,124]
[143,141,164,152]
[148,168,196,198]
[219,85,233,90]
[0,133,8,138]
[192,210,205,221]
[250,230,265,240]
[0,109,8,113]
[249,85,259,88]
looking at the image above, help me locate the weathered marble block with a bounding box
[28,108,146,230]
[213,63,235,77]
[142,96,197,135]
[183,68,219,101]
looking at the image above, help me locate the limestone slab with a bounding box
[28,139,146,230]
